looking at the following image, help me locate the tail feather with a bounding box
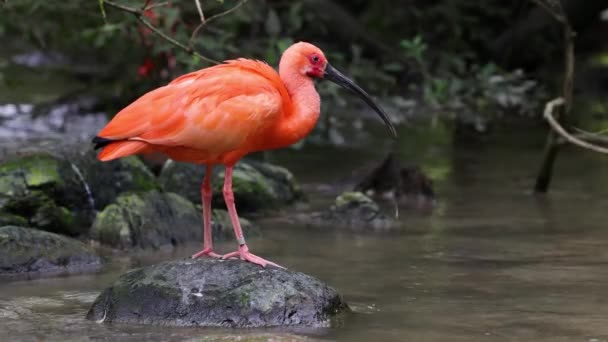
[97,140,149,161]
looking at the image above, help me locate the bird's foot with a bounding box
[191,247,221,259]
[222,244,284,268]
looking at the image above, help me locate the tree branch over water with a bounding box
[532,0,608,193]
[543,98,608,154]
[533,0,575,193]
[102,0,222,65]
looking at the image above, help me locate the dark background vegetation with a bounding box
[1,0,607,191]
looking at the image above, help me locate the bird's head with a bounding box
[281,42,397,139]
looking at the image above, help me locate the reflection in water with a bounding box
[1,124,608,342]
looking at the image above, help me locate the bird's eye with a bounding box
[311,55,320,64]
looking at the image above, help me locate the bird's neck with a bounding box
[273,65,321,147]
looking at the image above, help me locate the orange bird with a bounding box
[93,42,396,267]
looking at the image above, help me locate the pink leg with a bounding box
[192,165,221,259]
[221,166,284,268]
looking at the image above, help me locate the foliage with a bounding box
[0,0,551,133]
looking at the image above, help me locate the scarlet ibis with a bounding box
[93,42,397,268]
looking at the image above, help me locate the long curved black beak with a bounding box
[323,63,397,139]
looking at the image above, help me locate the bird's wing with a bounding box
[97,59,290,153]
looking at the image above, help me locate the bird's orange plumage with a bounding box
[94,42,395,267]
[97,59,294,165]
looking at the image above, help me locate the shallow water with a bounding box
[1,122,608,342]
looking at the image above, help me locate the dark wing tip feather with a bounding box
[92,136,114,150]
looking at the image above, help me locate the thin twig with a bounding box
[189,0,248,48]
[543,98,608,154]
[103,0,219,65]
[571,127,608,145]
[143,1,170,10]
[194,0,205,22]
[573,126,608,136]
[141,0,152,10]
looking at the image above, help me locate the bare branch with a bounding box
[103,0,219,65]
[532,0,577,193]
[189,0,248,48]
[571,127,608,145]
[141,0,152,10]
[143,1,170,11]
[543,98,608,154]
[530,0,568,24]
[194,0,205,22]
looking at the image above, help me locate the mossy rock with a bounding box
[0,225,103,279]
[87,258,348,327]
[58,147,159,211]
[305,191,393,230]
[158,159,302,213]
[0,153,84,235]
[90,191,255,250]
[210,208,257,238]
[0,146,158,236]
[0,212,28,227]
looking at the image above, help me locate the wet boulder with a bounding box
[307,192,393,230]
[86,258,348,327]
[158,159,302,213]
[60,147,159,211]
[0,147,158,236]
[0,225,102,279]
[90,191,255,250]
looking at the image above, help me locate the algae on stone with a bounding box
[304,191,393,230]
[0,147,160,237]
[210,209,258,237]
[91,191,257,249]
[0,153,82,235]
[91,191,201,249]
[158,159,302,213]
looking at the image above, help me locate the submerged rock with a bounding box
[159,159,302,213]
[306,192,393,230]
[86,258,347,327]
[0,225,102,278]
[355,152,435,204]
[90,191,255,250]
[0,148,158,236]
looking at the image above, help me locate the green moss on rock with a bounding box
[335,191,377,209]
[0,212,28,227]
[91,192,257,249]
[210,209,258,238]
[159,159,302,213]
[91,191,201,249]
[302,191,393,230]
[0,146,160,237]
[0,153,81,235]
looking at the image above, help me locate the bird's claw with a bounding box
[222,245,284,268]
[191,247,221,259]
